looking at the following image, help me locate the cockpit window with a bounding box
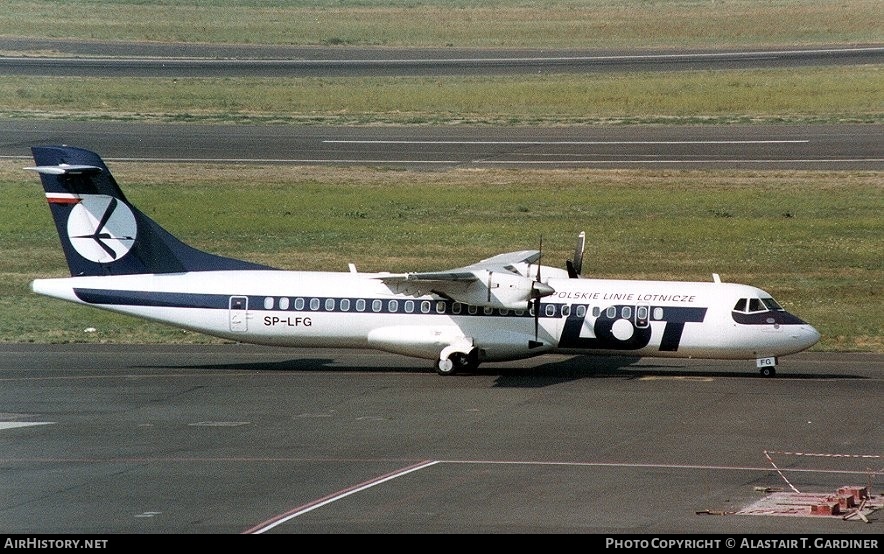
[747,298,765,312]
[734,297,783,314]
[734,297,785,313]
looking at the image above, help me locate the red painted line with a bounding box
[242,459,438,534]
[45,193,80,204]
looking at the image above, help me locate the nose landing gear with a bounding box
[757,356,778,377]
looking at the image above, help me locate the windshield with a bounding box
[733,296,785,313]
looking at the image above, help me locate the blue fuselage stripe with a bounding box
[72,288,807,328]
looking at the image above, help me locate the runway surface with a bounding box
[0,344,880,534]
[2,120,881,170]
[1,40,880,76]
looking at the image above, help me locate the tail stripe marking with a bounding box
[45,192,80,205]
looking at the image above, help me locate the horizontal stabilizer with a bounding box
[26,164,103,176]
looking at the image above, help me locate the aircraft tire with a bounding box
[760,366,776,378]
[436,350,479,376]
[436,358,457,376]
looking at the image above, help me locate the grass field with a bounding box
[2,66,881,126]
[2,0,880,48]
[2,161,881,352]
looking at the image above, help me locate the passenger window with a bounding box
[592,306,600,317]
[733,298,747,312]
[279,297,290,310]
[309,298,320,311]
[294,297,305,310]
[339,298,350,311]
[484,306,494,315]
[545,304,556,317]
[452,303,462,314]
[355,299,366,312]
[561,305,571,317]
[264,297,274,310]
[606,306,617,318]
[404,300,414,313]
[388,299,399,312]
[653,307,664,320]
[325,298,335,311]
[372,299,383,312]
[622,306,632,319]
[421,301,431,314]
[576,305,586,318]
[468,305,478,315]
[636,306,649,320]
[436,301,446,314]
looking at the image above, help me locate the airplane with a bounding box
[26,145,820,377]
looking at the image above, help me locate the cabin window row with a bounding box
[261,296,531,316]
[260,297,663,321]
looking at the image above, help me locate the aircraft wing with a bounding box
[379,250,553,309]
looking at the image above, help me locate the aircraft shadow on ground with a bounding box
[142,354,866,387]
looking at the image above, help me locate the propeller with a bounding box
[529,236,546,349]
[566,231,585,278]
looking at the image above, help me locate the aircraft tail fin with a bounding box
[27,145,273,276]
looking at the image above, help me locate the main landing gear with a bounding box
[436,350,479,376]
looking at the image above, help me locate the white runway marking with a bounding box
[243,459,439,534]
[242,456,879,533]
[0,422,55,430]
[477,158,882,165]
[323,140,809,145]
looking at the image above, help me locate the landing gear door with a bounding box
[229,296,248,332]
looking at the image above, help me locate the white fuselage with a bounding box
[31,268,821,364]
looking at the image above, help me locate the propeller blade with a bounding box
[567,231,585,278]
[536,235,543,282]
[529,296,542,349]
[532,235,544,347]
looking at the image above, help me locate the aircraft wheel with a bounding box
[452,351,479,372]
[760,366,776,378]
[436,350,479,376]
[436,357,457,376]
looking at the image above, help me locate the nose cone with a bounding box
[793,324,821,351]
[531,281,555,299]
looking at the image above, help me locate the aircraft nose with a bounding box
[794,325,821,350]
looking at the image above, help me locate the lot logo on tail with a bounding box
[67,195,137,263]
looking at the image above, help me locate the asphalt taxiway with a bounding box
[0,344,880,533]
[2,120,882,171]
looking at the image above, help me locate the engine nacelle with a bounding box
[448,271,554,310]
